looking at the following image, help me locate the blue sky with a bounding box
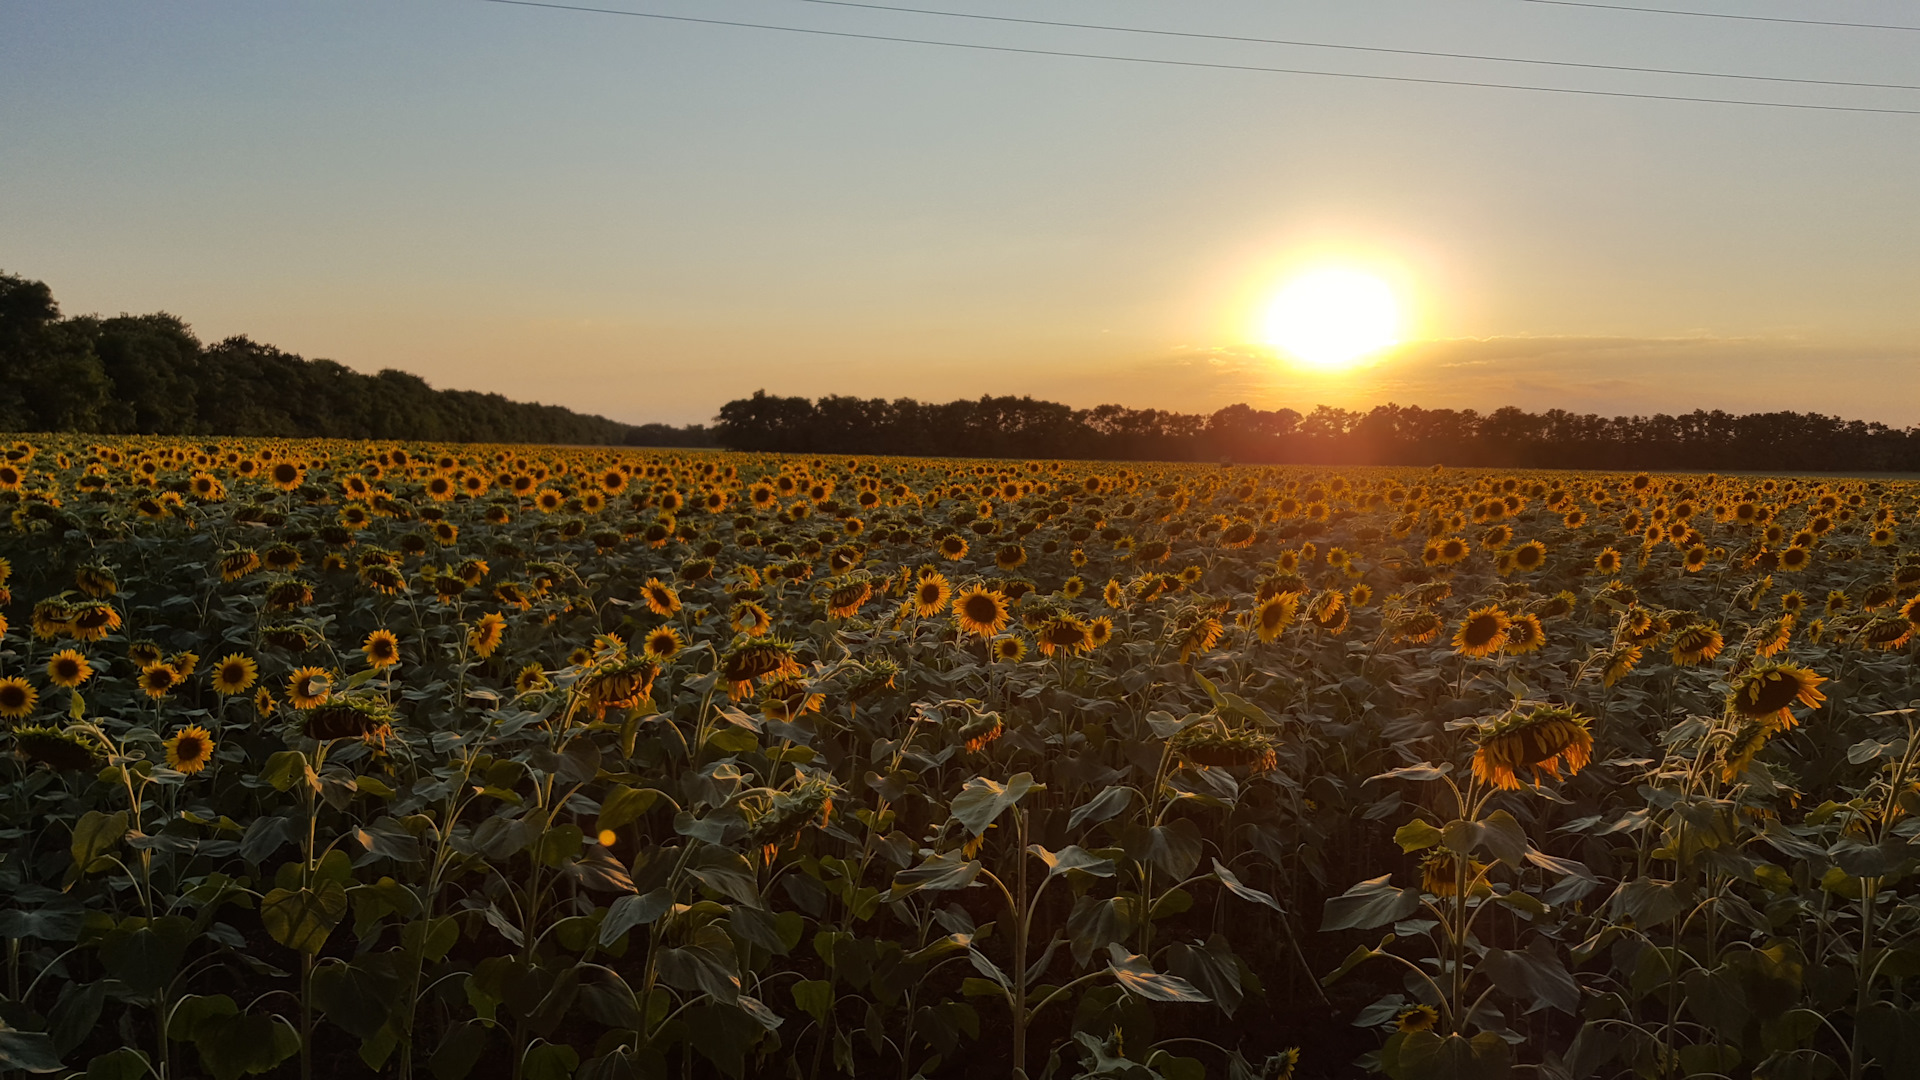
[4,0,1916,424]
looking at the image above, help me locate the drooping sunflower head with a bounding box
[1668,623,1724,667]
[720,639,803,700]
[1470,705,1594,791]
[12,725,95,772]
[1719,720,1774,783]
[1727,662,1827,729]
[300,697,394,744]
[579,655,662,717]
[1037,614,1093,657]
[1170,724,1278,774]
[825,579,873,619]
[1419,850,1492,898]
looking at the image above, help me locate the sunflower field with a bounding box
[2,435,1920,1080]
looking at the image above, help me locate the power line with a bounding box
[776,0,1920,92]
[1517,0,1920,32]
[469,0,1920,115]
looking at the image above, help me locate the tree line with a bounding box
[714,390,1920,472]
[0,270,717,446]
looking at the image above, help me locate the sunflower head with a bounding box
[1726,662,1828,731]
[164,725,216,775]
[953,587,1011,638]
[12,725,95,772]
[46,649,93,689]
[211,654,259,696]
[362,629,402,669]
[1171,724,1278,774]
[1453,605,1511,658]
[300,697,394,743]
[1470,705,1594,791]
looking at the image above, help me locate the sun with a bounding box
[1259,267,1402,371]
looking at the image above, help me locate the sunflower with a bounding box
[301,698,393,743]
[913,573,953,616]
[1036,614,1093,657]
[730,600,773,637]
[1171,725,1277,773]
[826,580,872,618]
[1453,606,1511,658]
[720,640,803,700]
[219,548,261,582]
[1253,593,1298,643]
[137,664,181,700]
[1510,540,1546,572]
[1396,1005,1440,1034]
[1728,662,1827,730]
[1470,706,1593,791]
[1177,616,1223,663]
[1307,590,1349,635]
[1087,615,1113,648]
[269,461,305,490]
[287,666,333,709]
[938,534,969,561]
[994,545,1028,571]
[1669,623,1724,666]
[1594,548,1622,574]
[515,663,552,695]
[1599,642,1643,687]
[1502,613,1546,655]
[0,678,37,720]
[953,587,1011,638]
[468,612,507,659]
[69,604,123,643]
[1102,578,1126,608]
[1435,537,1470,565]
[362,629,402,669]
[74,564,118,598]
[760,674,824,721]
[1683,544,1710,572]
[641,578,681,617]
[12,725,93,771]
[1719,720,1774,782]
[641,626,683,660]
[211,654,259,696]
[579,656,662,717]
[1419,851,1492,898]
[46,649,93,689]
[1755,615,1794,658]
[1778,546,1812,573]
[957,711,1006,753]
[164,725,215,775]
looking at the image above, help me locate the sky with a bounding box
[3,0,1917,426]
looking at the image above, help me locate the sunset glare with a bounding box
[1259,267,1402,372]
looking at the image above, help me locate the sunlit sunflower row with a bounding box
[2,432,1920,1079]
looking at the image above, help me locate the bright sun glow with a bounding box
[1260,267,1402,371]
